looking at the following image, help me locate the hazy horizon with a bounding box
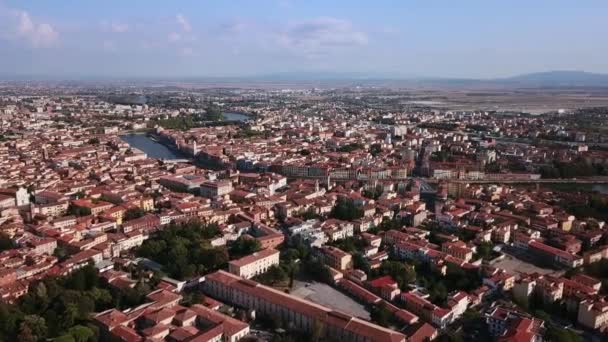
[1,0,607,79]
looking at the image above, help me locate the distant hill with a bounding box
[2,70,608,88]
[499,71,608,87]
[257,71,415,81]
[254,70,608,88]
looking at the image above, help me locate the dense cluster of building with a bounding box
[1,88,608,341]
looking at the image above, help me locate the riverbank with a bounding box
[224,111,254,121]
[120,134,186,160]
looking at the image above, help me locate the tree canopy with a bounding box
[205,104,225,121]
[0,264,117,341]
[124,207,146,221]
[330,198,363,221]
[0,232,15,252]
[67,205,91,217]
[137,220,228,279]
[377,260,416,290]
[229,236,262,259]
[544,325,582,342]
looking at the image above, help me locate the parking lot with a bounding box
[291,280,370,320]
[491,248,564,279]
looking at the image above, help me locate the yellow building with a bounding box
[140,197,155,211]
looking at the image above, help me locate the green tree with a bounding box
[475,242,495,261]
[0,303,23,340]
[53,246,69,261]
[54,335,76,342]
[375,217,402,232]
[66,325,95,342]
[181,291,205,307]
[21,315,47,341]
[353,253,371,273]
[544,325,582,342]
[444,263,481,292]
[205,104,224,121]
[282,249,300,263]
[330,198,363,221]
[136,220,227,279]
[369,143,382,156]
[438,331,464,342]
[379,260,416,290]
[67,205,91,217]
[89,288,113,310]
[124,207,146,221]
[229,237,262,259]
[338,143,364,152]
[0,232,15,252]
[260,265,287,285]
[302,260,333,284]
[138,240,167,259]
[17,323,36,342]
[370,303,392,327]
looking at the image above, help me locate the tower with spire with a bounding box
[385,133,392,145]
[42,145,49,160]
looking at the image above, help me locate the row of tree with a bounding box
[565,193,608,222]
[539,160,608,179]
[153,105,226,130]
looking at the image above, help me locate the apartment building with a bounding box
[200,180,233,198]
[527,240,583,268]
[71,199,114,216]
[401,291,451,328]
[578,300,608,330]
[31,202,69,218]
[318,246,352,270]
[203,270,406,342]
[94,289,249,342]
[486,306,544,342]
[228,248,280,279]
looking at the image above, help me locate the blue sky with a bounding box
[0,0,606,78]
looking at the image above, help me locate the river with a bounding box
[120,112,250,159]
[120,134,183,160]
[223,112,251,121]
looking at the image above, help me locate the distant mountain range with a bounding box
[255,70,608,87]
[2,70,608,87]
[499,71,608,87]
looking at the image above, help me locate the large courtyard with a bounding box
[491,247,565,279]
[290,280,370,320]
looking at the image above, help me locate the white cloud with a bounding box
[176,14,191,32]
[277,17,367,57]
[13,10,58,48]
